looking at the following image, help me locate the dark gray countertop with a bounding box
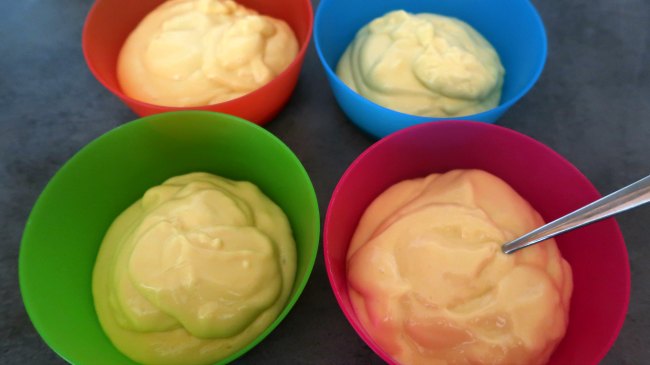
[1,0,648,364]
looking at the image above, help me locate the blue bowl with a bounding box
[314,0,547,138]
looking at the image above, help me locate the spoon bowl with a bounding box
[324,120,630,364]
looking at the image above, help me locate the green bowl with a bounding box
[19,111,320,364]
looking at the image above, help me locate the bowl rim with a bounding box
[313,0,548,123]
[323,120,631,365]
[81,0,314,111]
[19,110,321,365]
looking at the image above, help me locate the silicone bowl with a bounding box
[19,111,320,364]
[82,0,313,125]
[314,0,547,138]
[324,121,630,364]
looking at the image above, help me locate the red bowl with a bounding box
[82,0,313,124]
[324,121,630,364]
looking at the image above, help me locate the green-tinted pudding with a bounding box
[93,172,296,365]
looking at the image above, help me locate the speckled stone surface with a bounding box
[1,0,649,364]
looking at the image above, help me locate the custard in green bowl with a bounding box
[19,111,320,365]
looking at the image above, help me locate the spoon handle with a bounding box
[502,174,650,254]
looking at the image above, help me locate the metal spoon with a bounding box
[502,174,650,254]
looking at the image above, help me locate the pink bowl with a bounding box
[324,121,630,364]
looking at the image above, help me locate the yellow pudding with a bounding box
[336,10,505,117]
[93,172,296,365]
[347,170,572,365]
[118,0,299,107]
